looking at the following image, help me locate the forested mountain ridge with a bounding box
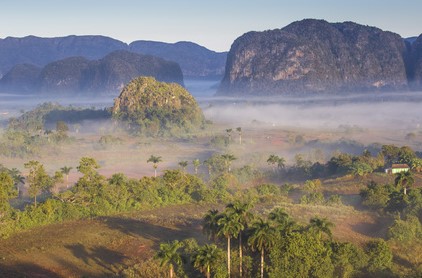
[0,51,184,94]
[219,19,422,95]
[0,35,226,80]
[129,40,227,78]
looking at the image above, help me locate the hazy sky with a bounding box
[1,0,421,52]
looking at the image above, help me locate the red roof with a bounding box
[391,164,409,169]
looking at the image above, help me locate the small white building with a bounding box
[385,164,410,174]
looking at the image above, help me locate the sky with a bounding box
[1,0,421,52]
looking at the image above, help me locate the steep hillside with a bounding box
[112,76,204,135]
[219,19,410,95]
[410,34,422,88]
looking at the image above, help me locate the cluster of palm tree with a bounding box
[202,202,278,277]
[225,127,242,145]
[266,154,285,172]
[200,202,335,278]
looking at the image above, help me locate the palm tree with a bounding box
[193,159,201,175]
[394,171,414,195]
[225,201,253,277]
[155,240,184,278]
[178,161,188,172]
[203,209,222,242]
[60,166,73,182]
[267,154,280,172]
[203,159,212,176]
[236,127,242,145]
[221,154,236,173]
[268,207,290,227]
[192,244,224,278]
[147,155,163,177]
[226,128,233,143]
[217,212,243,277]
[248,218,277,278]
[277,157,286,170]
[308,217,334,239]
[9,168,25,186]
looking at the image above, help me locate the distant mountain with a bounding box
[0,35,127,75]
[0,64,41,92]
[129,40,227,78]
[1,50,184,94]
[219,19,413,95]
[0,35,226,79]
[405,37,418,44]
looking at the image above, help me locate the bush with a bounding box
[387,215,422,242]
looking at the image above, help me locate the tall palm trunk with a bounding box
[239,233,243,277]
[170,264,174,278]
[34,195,37,208]
[260,249,264,278]
[207,265,211,278]
[227,236,231,277]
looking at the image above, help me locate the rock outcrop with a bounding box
[410,34,422,88]
[219,19,410,95]
[112,76,204,135]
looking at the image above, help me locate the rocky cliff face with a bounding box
[219,19,410,95]
[1,51,183,94]
[410,34,422,88]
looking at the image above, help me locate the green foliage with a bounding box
[360,181,395,209]
[331,242,368,278]
[268,231,334,278]
[232,165,261,185]
[112,76,205,136]
[387,215,422,242]
[0,130,45,158]
[303,179,322,193]
[192,244,224,277]
[256,183,281,196]
[8,102,109,133]
[300,192,325,205]
[24,160,53,207]
[203,154,226,177]
[122,258,168,278]
[0,171,18,218]
[155,240,184,278]
[326,194,343,206]
[365,239,393,274]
